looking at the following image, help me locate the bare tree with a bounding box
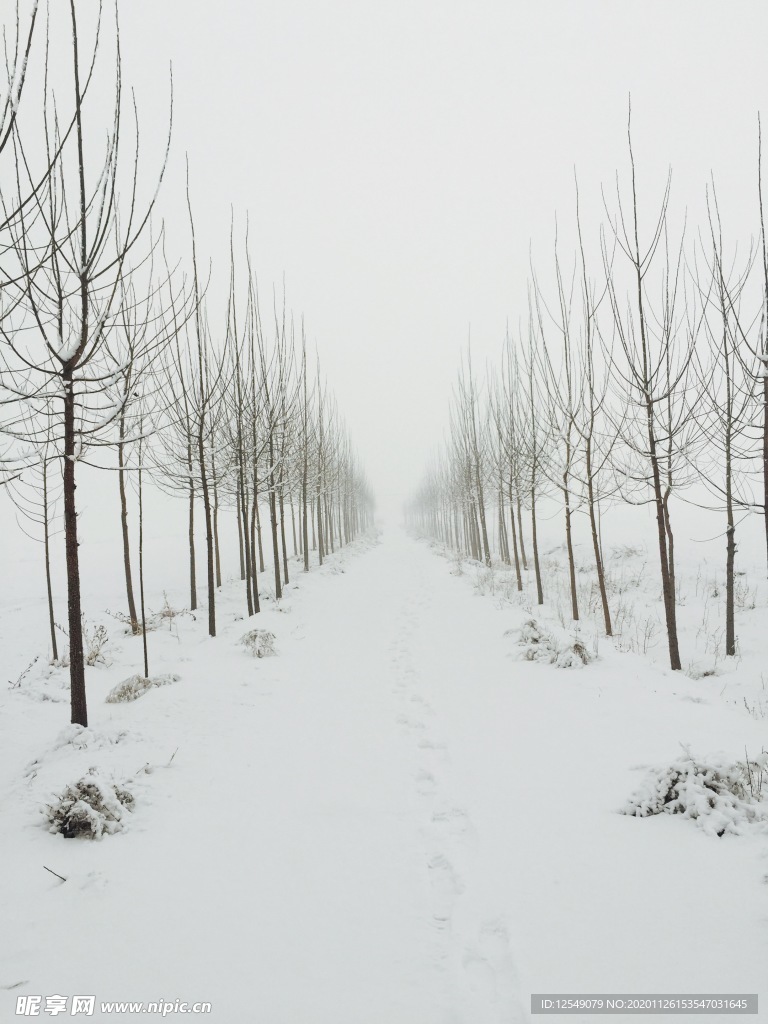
[602,115,701,671]
[0,1,171,724]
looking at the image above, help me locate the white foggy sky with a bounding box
[113,0,768,515]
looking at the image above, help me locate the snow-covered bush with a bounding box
[53,724,128,749]
[46,770,135,839]
[239,629,277,658]
[505,619,557,662]
[685,658,720,681]
[152,593,189,630]
[623,751,768,837]
[474,567,496,596]
[105,673,179,703]
[505,619,593,669]
[84,623,110,667]
[555,637,594,669]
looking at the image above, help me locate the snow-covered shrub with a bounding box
[474,567,496,596]
[239,629,277,658]
[321,564,346,576]
[623,751,768,837]
[685,658,720,681]
[105,673,179,703]
[151,593,190,630]
[611,543,644,561]
[53,724,128,749]
[505,620,593,669]
[84,623,110,667]
[46,770,134,839]
[505,619,558,663]
[555,637,594,669]
[106,674,153,703]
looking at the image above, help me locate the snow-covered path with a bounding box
[3,528,767,1022]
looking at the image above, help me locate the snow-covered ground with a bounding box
[1,523,767,1022]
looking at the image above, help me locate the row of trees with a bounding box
[408,119,768,672]
[0,3,373,727]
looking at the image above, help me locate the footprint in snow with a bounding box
[427,853,465,932]
[430,806,471,837]
[462,919,525,1024]
[415,769,437,795]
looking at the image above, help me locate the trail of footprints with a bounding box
[388,587,526,1023]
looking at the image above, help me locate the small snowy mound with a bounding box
[685,658,720,680]
[46,770,135,839]
[623,751,768,837]
[505,619,593,669]
[53,724,128,749]
[555,637,594,669]
[239,629,277,658]
[105,673,179,704]
[505,619,557,663]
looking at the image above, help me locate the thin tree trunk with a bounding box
[316,478,325,565]
[648,437,681,670]
[188,460,197,611]
[508,484,523,591]
[279,486,289,585]
[255,495,265,573]
[725,442,736,656]
[564,479,579,620]
[43,460,59,662]
[763,376,768,574]
[237,500,245,581]
[325,493,334,554]
[239,479,253,616]
[290,492,298,558]
[213,479,222,589]
[586,441,612,635]
[198,426,216,637]
[516,497,528,570]
[118,431,139,634]
[63,370,87,727]
[302,478,310,571]
[531,487,544,605]
[249,490,260,614]
[138,449,149,678]
[475,474,491,566]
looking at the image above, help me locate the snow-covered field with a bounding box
[1,518,767,1023]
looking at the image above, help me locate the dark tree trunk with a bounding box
[118,431,139,634]
[508,484,523,591]
[255,494,265,573]
[249,488,260,614]
[648,438,681,670]
[198,427,216,637]
[290,493,298,558]
[237,500,245,582]
[586,440,612,635]
[316,479,325,565]
[302,475,310,571]
[213,479,222,589]
[138,452,149,678]
[764,376,768,574]
[279,485,289,585]
[188,458,197,611]
[516,497,528,570]
[43,461,59,662]
[63,370,87,727]
[564,478,579,621]
[239,478,253,616]
[531,487,544,605]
